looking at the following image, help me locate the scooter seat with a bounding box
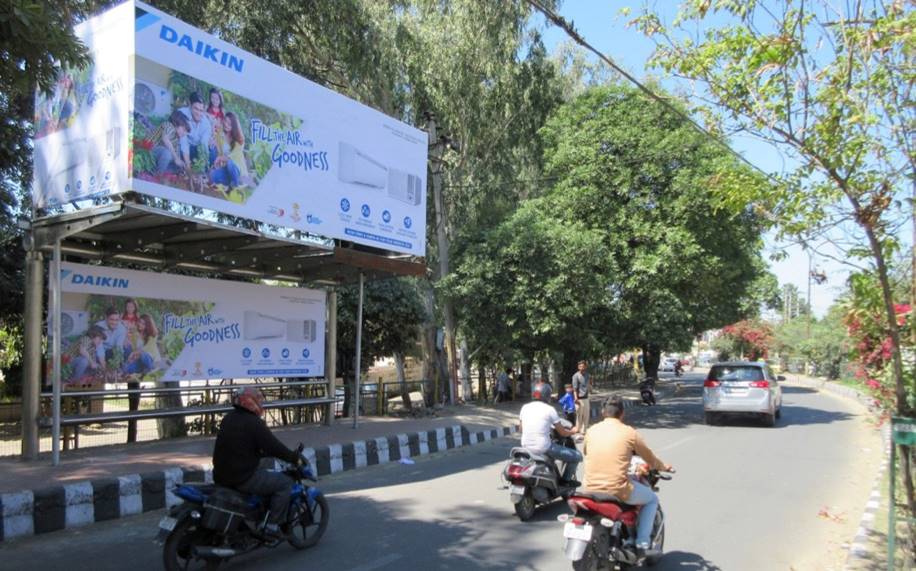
[509,447,549,463]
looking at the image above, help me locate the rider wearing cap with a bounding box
[212,387,300,538]
[518,381,582,485]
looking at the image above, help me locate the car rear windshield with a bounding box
[708,366,764,382]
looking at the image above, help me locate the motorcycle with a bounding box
[673,361,683,377]
[156,447,329,570]
[560,461,672,570]
[639,378,657,406]
[502,419,579,521]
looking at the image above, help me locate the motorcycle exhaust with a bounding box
[193,546,237,559]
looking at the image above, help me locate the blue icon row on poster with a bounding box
[340,198,411,229]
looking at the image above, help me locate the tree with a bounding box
[450,84,770,380]
[714,319,774,361]
[539,84,770,377]
[634,0,915,524]
[335,278,427,415]
[0,1,94,393]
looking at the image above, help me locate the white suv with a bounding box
[703,361,783,427]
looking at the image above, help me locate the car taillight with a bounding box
[749,380,770,388]
[572,517,585,526]
[703,379,720,388]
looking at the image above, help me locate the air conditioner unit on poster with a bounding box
[337,142,387,188]
[387,168,423,206]
[286,319,317,343]
[243,311,287,340]
[60,310,90,337]
[37,127,122,198]
[134,80,173,117]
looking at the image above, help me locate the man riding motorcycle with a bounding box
[518,382,582,485]
[212,387,301,539]
[582,395,674,558]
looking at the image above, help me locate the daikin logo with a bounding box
[70,272,130,288]
[158,25,245,73]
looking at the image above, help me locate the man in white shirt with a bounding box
[178,91,215,167]
[518,382,582,483]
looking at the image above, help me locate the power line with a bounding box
[527,0,776,184]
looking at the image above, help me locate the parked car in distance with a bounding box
[703,361,783,427]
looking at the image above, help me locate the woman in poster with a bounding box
[122,313,156,376]
[223,112,250,181]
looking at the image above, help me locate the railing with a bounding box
[14,379,334,454]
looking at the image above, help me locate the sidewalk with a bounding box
[0,402,523,495]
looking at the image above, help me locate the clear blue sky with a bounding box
[536,2,847,317]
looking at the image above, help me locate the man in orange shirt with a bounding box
[583,395,673,557]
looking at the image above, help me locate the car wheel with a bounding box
[705,412,717,426]
[775,407,782,419]
[762,412,776,427]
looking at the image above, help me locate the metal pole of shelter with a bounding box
[51,241,62,466]
[352,272,364,429]
[325,289,337,426]
[21,246,44,459]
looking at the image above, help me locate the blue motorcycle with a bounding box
[157,447,329,570]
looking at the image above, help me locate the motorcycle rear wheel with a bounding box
[287,492,330,550]
[162,517,221,571]
[513,490,536,521]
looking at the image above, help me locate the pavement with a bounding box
[0,371,880,570]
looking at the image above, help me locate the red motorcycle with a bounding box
[559,464,672,570]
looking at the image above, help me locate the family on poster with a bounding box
[65,298,163,386]
[147,87,251,195]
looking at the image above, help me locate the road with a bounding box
[2,373,880,570]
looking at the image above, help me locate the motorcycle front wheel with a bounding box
[162,517,221,571]
[287,492,330,550]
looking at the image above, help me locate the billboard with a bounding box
[51,262,326,384]
[34,1,428,256]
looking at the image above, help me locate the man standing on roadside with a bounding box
[572,360,590,436]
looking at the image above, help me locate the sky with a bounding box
[536,2,850,317]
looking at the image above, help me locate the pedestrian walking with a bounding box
[572,360,590,436]
[496,367,512,403]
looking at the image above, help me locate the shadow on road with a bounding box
[232,494,557,571]
[711,405,854,429]
[657,550,725,570]
[781,385,818,394]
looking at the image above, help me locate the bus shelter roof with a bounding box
[28,200,426,285]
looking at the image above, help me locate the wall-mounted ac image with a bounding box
[244,311,317,343]
[286,319,317,343]
[134,80,173,117]
[337,142,423,206]
[35,126,121,202]
[47,310,91,338]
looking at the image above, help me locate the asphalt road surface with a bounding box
[1,373,880,570]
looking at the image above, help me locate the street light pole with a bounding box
[426,113,460,405]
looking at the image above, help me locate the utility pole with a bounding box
[807,252,813,339]
[426,113,460,405]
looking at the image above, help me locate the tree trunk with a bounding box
[156,381,187,439]
[560,351,584,388]
[642,343,661,379]
[520,362,533,399]
[477,361,487,402]
[395,351,411,412]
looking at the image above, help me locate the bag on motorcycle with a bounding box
[201,488,249,534]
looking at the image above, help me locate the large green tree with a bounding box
[451,84,770,379]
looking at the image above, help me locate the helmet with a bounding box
[233,386,265,416]
[532,382,552,403]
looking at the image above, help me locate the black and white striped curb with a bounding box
[784,376,892,567]
[0,423,519,542]
[845,423,891,569]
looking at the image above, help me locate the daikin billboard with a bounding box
[33,1,428,256]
